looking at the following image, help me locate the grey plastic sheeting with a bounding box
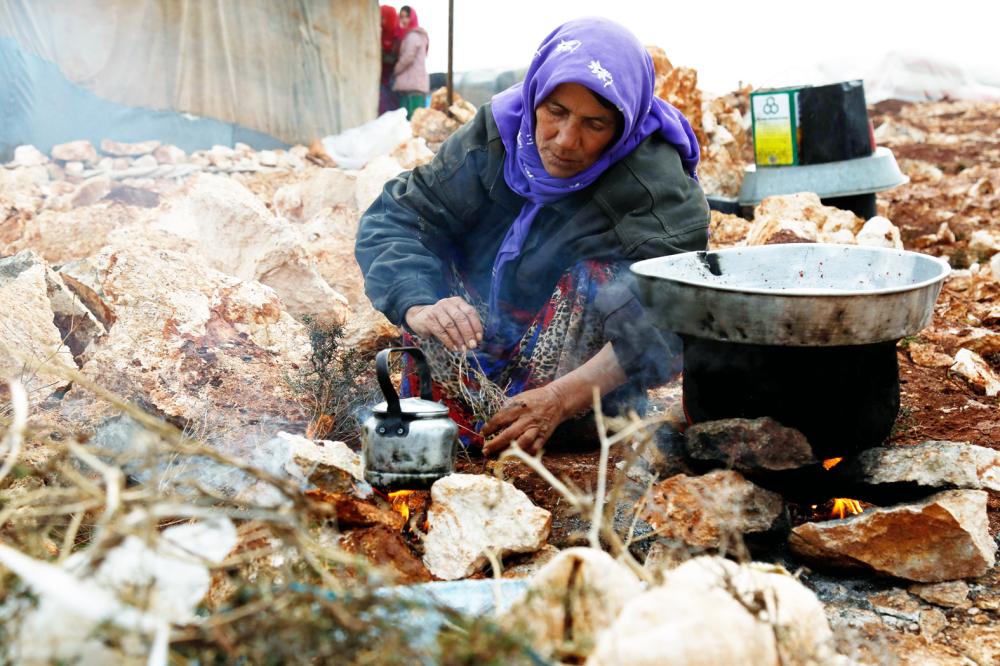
[0,0,379,158]
[0,37,285,161]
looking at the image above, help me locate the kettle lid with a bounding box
[373,396,449,417]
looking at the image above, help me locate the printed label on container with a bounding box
[753,92,797,166]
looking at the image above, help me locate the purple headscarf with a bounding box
[487,17,700,328]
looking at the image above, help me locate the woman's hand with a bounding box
[405,297,484,352]
[481,385,568,457]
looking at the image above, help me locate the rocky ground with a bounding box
[0,72,998,662]
[494,97,1000,665]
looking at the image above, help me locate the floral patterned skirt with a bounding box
[401,260,643,447]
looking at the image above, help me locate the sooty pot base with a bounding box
[681,336,901,459]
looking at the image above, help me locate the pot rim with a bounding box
[631,244,950,298]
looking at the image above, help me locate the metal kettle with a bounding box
[361,347,458,490]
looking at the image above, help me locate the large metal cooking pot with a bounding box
[631,244,950,346]
[631,245,950,458]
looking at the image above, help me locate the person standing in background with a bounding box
[392,5,429,120]
[379,5,401,115]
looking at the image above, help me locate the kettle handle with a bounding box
[375,346,434,416]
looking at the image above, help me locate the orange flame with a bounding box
[822,457,843,471]
[830,498,864,520]
[388,490,416,525]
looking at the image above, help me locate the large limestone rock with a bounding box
[59,245,311,431]
[51,140,97,164]
[909,580,971,608]
[99,139,160,157]
[747,192,866,246]
[789,490,996,582]
[296,204,400,351]
[339,526,432,584]
[389,136,434,170]
[410,107,461,150]
[641,470,785,549]
[153,173,349,325]
[422,474,552,580]
[707,210,751,249]
[654,66,705,150]
[685,417,817,473]
[587,556,846,666]
[502,548,642,662]
[10,145,48,167]
[950,348,1000,396]
[0,251,81,395]
[0,202,145,265]
[843,440,1000,492]
[274,431,364,484]
[855,215,903,249]
[907,341,954,368]
[272,168,357,222]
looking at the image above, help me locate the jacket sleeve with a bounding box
[594,140,710,387]
[393,33,417,77]
[355,110,492,325]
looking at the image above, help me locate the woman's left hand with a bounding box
[481,385,567,457]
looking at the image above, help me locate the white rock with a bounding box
[11,144,48,167]
[58,245,311,438]
[153,144,187,165]
[502,548,642,662]
[969,230,1000,257]
[64,161,85,177]
[856,216,903,249]
[354,155,406,212]
[951,348,1000,396]
[849,440,1000,492]
[258,150,279,167]
[51,140,97,163]
[2,516,236,663]
[587,557,846,666]
[818,228,857,245]
[746,216,818,245]
[70,177,112,208]
[280,151,306,170]
[273,168,358,222]
[0,252,80,395]
[991,253,1000,280]
[423,474,552,580]
[153,173,349,325]
[133,154,158,169]
[275,431,363,482]
[390,137,435,170]
[99,139,160,157]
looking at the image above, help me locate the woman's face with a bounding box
[399,10,411,29]
[534,83,618,179]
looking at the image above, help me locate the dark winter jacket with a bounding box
[355,103,709,386]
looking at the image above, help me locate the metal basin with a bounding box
[631,244,950,347]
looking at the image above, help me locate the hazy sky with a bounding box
[411,0,999,94]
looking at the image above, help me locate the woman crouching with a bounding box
[355,18,709,457]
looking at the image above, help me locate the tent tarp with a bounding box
[0,0,379,157]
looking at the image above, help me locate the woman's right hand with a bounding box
[405,297,484,352]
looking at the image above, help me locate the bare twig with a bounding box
[589,387,610,550]
[0,380,28,486]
